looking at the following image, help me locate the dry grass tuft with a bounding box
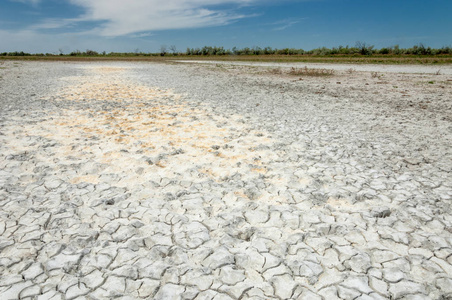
[268,68,283,75]
[267,66,335,77]
[287,66,335,76]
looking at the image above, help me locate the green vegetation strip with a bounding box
[1,54,451,65]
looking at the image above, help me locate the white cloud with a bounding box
[270,18,304,31]
[30,18,81,30]
[0,29,62,53]
[130,32,154,38]
[65,0,255,36]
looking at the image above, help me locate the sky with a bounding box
[1,0,451,53]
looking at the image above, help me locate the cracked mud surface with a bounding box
[0,61,451,299]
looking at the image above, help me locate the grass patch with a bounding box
[266,66,334,77]
[288,67,334,76]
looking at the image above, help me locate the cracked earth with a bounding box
[0,61,451,299]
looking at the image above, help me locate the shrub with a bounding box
[356,41,374,55]
[288,67,334,76]
[85,49,98,56]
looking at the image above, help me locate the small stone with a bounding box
[371,207,391,218]
[131,220,144,228]
[105,199,115,205]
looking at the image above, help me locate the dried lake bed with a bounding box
[0,60,451,299]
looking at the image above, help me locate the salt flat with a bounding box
[177,60,452,75]
[0,60,451,299]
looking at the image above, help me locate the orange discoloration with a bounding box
[70,175,100,184]
[30,66,281,191]
[155,161,166,168]
[251,167,267,174]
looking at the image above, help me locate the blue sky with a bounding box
[1,0,451,53]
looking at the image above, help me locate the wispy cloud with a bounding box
[129,32,154,38]
[30,18,81,30]
[2,0,273,51]
[270,18,304,31]
[56,0,256,37]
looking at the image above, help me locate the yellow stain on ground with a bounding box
[1,67,291,202]
[70,175,100,185]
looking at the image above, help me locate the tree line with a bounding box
[1,43,451,57]
[186,44,451,56]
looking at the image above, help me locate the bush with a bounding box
[379,48,390,55]
[85,49,98,56]
[356,41,374,55]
